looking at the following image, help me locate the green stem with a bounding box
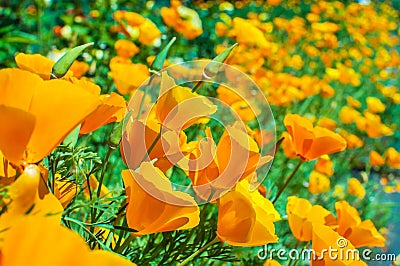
[97,147,114,198]
[140,131,161,164]
[63,217,110,251]
[177,236,220,266]
[272,160,304,204]
[191,80,204,93]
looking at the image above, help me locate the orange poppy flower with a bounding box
[114,39,140,59]
[1,215,135,266]
[312,224,367,266]
[109,59,149,94]
[217,180,280,247]
[187,125,272,200]
[347,178,366,199]
[346,96,361,108]
[264,259,281,266]
[314,155,334,176]
[0,164,63,231]
[155,71,217,130]
[284,114,347,161]
[281,132,297,159]
[80,92,126,134]
[0,68,100,164]
[385,147,400,168]
[14,53,75,80]
[308,171,331,194]
[83,174,111,199]
[366,97,386,113]
[286,196,336,242]
[369,150,385,166]
[121,162,200,235]
[335,201,385,248]
[69,60,90,78]
[161,0,203,40]
[121,115,189,170]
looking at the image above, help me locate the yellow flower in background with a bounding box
[83,175,111,199]
[69,60,90,78]
[217,179,280,247]
[314,155,334,176]
[284,114,347,161]
[112,10,161,45]
[339,130,364,149]
[0,215,135,266]
[264,259,281,266]
[286,196,336,242]
[363,111,393,138]
[366,97,386,113]
[308,170,330,194]
[386,147,400,168]
[369,150,385,167]
[109,58,149,94]
[114,39,140,59]
[0,68,100,164]
[231,17,268,48]
[317,117,337,131]
[335,201,385,248]
[161,0,203,39]
[122,162,200,235]
[348,178,366,199]
[339,106,362,124]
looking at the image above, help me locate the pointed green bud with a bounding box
[51,42,94,79]
[203,43,237,79]
[151,37,176,72]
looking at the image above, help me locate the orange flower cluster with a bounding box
[287,197,385,264]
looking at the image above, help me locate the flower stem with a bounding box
[97,147,114,198]
[191,80,203,93]
[177,236,220,266]
[272,160,303,204]
[140,131,161,164]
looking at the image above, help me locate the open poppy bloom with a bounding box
[311,224,367,266]
[286,196,336,242]
[0,68,100,164]
[335,201,385,248]
[216,179,280,247]
[186,125,272,200]
[0,215,135,266]
[79,91,126,134]
[122,162,200,235]
[155,71,217,131]
[284,114,347,161]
